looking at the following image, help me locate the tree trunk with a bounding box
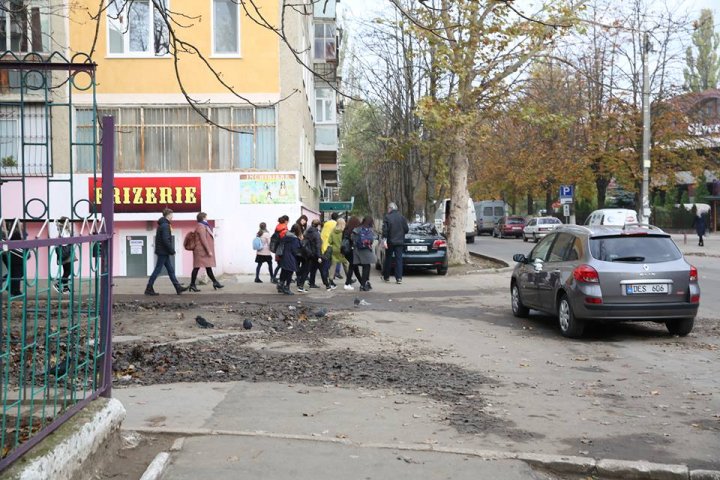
[527,192,533,216]
[596,177,609,209]
[545,189,553,214]
[447,135,469,265]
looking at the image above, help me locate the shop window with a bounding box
[75,105,277,173]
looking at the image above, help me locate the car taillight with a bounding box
[690,294,700,304]
[585,296,603,304]
[573,264,599,283]
[432,239,447,249]
[689,266,698,282]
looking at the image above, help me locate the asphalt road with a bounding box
[468,231,720,319]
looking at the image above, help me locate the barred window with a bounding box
[75,105,276,173]
[0,103,49,176]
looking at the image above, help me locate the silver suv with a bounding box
[510,225,700,338]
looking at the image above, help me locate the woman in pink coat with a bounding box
[189,212,224,291]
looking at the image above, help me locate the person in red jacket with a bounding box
[272,215,290,279]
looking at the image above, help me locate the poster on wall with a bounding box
[239,173,297,204]
[89,177,202,213]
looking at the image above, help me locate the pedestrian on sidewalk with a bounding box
[189,212,224,292]
[306,219,334,291]
[1,220,25,296]
[277,223,302,295]
[294,215,309,289]
[692,206,707,247]
[54,216,74,295]
[254,222,275,283]
[272,215,290,280]
[343,216,362,286]
[382,202,409,284]
[329,218,352,290]
[145,208,188,296]
[321,214,338,288]
[352,216,377,292]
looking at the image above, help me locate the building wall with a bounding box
[68,0,280,98]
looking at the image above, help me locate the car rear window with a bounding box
[409,224,438,235]
[483,207,493,216]
[589,235,682,263]
[507,218,524,224]
[494,207,505,216]
[540,218,561,225]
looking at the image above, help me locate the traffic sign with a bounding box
[559,185,574,199]
[563,203,570,217]
[320,201,353,212]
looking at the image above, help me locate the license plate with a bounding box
[407,245,427,252]
[626,284,670,295]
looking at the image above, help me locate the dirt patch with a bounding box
[448,258,505,275]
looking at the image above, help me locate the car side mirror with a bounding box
[513,254,527,264]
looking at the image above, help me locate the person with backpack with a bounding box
[145,208,188,296]
[305,218,334,291]
[271,215,290,279]
[382,202,409,284]
[188,212,223,292]
[352,216,377,292]
[277,223,303,295]
[329,218,352,290]
[254,222,275,283]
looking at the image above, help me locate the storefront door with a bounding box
[125,235,148,277]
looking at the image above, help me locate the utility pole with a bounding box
[640,32,652,224]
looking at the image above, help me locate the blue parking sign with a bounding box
[560,185,574,199]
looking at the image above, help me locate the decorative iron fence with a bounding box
[0,52,114,471]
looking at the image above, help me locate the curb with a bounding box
[5,397,126,480]
[468,251,512,272]
[126,426,719,479]
[139,452,171,480]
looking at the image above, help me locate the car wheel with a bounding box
[558,294,584,338]
[523,235,528,243]
[467,235,475,244]
[666,318,694,336]
[437,266,448,275]
[511,283,529,318]
[533,233,539,243]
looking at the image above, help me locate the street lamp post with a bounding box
[640,32,652,224]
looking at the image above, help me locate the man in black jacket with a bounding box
[304,219,334,291]
[382,202,409,284]
[145,208,188,295]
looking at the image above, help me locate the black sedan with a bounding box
[375,223,449,275]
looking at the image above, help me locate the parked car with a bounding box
[510,225,700,338]
[475,200,507,236]
[434,198,477,243]
[523,217,562,242]
[493,216,525,239]
[585,209,638,226]
[376,222,449,275]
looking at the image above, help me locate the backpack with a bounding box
[275,240,285,257]
[300,238,314,259]
[269,232,280,253]
[341,237,352,257]
[356,227,374,250]
[183,231,197,251]
[252,236,263,251]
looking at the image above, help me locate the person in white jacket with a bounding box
[254,222,275,283]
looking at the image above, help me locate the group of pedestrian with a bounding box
[261,213,369,296]
[142,202,410,296]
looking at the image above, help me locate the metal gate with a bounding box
[0,51,114,470]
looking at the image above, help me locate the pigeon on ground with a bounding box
[314,307,328,318]
[354,297,361,306]
[50,356,73,377]
[195,315,214,329]
[243,319,253,330]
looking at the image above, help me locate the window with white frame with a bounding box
[314,87,335,123]
[107,0,169,56]
[76,105,276,173]
[212,0,240,55]
[313,22,336,61]
[0,0,50,52]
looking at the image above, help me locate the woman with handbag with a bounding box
[254,222,275,283]
[189,212,224,291]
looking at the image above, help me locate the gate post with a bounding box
[100,116,115,398]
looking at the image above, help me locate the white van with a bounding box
[434,198,477,243]
[474,200,508,235]
[585,209,638,226]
